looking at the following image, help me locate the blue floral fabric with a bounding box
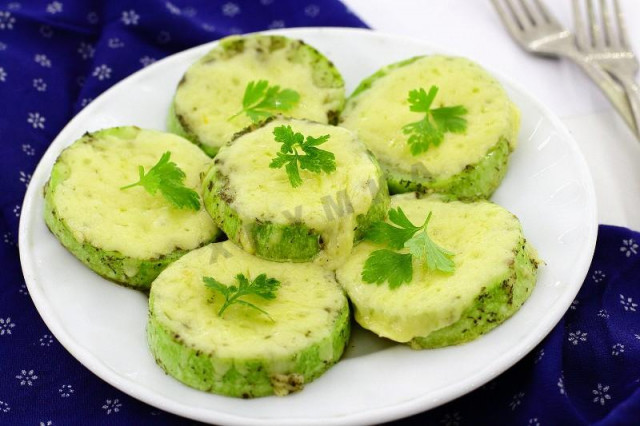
[1,1,639,425]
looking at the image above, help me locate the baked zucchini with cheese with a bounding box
[43,126,219,290]
[335,193,539,348]
[147,241,350,398]
[202,117,389,267]
[340,56,520,199]
[168,34,345,157]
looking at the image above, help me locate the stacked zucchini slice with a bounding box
[43,33,539,399]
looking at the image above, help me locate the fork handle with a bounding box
[618,77,640,138]
[563,51,638,138]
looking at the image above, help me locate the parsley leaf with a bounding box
[203,273,281,320]
[404,212,455,273]
[402,85,468,156]
[269,125,336,188]
[362,249,413,289]
[120,151,201,210]
[361,208,455,288]
[229,80,300,123]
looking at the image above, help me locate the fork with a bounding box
[491,0,638,137]
[573,0,640,137]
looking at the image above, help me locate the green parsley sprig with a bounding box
[402,85,468,156]
[203,273,281,320]
[362,207,455,289]
[120,151,201,210]
[269,125,336,188]
[229,80,300,123]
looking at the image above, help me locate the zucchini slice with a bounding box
[168,34,345,157]
[335,193,539,348]
[147,241,350,398]
[43,126,219,290]
[202,117,389,266]
[340,56,520,200]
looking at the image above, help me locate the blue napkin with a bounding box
[1,1,639,425]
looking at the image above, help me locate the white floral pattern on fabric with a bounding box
[27,112,46,129]
[34,54,52,68]
[102,398,122,415]
[19,171,32,187]
[635,333,640,340]
[592,270,606,282]
[39,334,53,347]
[80,98,93,108]
[46,1,63,14]
[305,4,320,17]
[592,383,611,406]
[260,0,274,4]
[78,42,95,60]
[534,348,545,364]
[611,343,624,356]
[121,10,140,26]
[19,283,28,296]
[0,42,7,51]
[40,25,53,38]
[598,309,610,319]
[0,67,6,82]
[13,205,20,217]
[139,56,156,67]
[528,418,540,426]
[558,373,566,395]
[509,392,524,410]
[0,401,9,413]
[166,2,181,15]
[570,299,579,310]
[619,294,638,312]
[439,411,462,426]
[0,317,16,336]
[568,330,588,345]
[33,78,47,92]
[183,7,197,17]
[0,11,16,30]
[58,384,74,398]
[107,38,124,49]
[268,20,285,29]
[22,144,36,156]
[620,239,638,257]
[16,369,38,386]
[92,64,112,80]
[7,2,20,11]
[39,421,53,426]
[3,232,14,246]
[222,2,240,17]
[201,23,216,32]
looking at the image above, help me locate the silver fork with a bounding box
[491,0,638,137]
[573,0,640,137]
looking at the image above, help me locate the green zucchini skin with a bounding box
[201,118,390,264]
[146,242,351,398]
[410,238,538,349]
[340,55,520,200]
[43,127,220,290]
[386,137,512,200]
[147,295,350,398]
[168,34,346,157]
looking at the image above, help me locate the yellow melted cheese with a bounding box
[151,241,347,360]
[335,194,523,342]
[53,128,217,259]
[215,118,383,268]
[340,56,520,178]
[174,38,343,150]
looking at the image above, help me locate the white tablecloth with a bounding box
[343,0,640,230]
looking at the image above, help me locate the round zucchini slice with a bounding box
[168,34,345,157]
[202,117,389,266]
[335,193,539,348]
[340,56,520,200]
[147,241,350,398]
[43,126,219,290]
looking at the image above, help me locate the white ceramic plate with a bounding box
[19,28,597,425]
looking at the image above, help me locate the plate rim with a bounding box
[18,26,598,425]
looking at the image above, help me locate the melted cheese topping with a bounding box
[174,38,343,150]
[336,194,523,342]
[151,241,347,359]
[341,56,520,179]
[52,127,217,259]
[216,118,383,268]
